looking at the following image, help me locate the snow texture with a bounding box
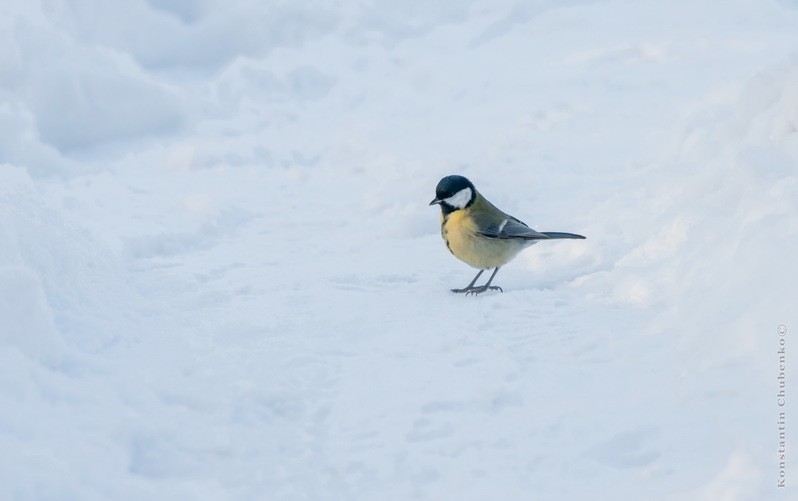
[1,0,797,499]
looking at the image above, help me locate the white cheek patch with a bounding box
[443,187,473,209]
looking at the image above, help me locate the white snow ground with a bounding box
[2,0,798,499]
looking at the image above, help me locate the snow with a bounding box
[1,0,797,499]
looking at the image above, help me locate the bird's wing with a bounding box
[473,212,550,240]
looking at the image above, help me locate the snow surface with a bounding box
[2,0,798,499]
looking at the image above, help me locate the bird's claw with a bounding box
[466,285,502,296]
[451,285,503,296]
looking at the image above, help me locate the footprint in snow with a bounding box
[588,428,661,468]
[328,273,418,291]
[406,417,454,442]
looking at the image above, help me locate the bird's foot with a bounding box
[450,285,503,296]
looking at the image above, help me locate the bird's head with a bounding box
[429,175,476,214]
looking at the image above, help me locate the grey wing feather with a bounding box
[473,212,550,240]
[541,231,586,239]
[501,219,551,239]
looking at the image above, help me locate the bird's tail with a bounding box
[541,232,586,239]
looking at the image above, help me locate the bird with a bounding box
[429,175,585,295]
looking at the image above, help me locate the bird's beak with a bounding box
[429,198,442,206]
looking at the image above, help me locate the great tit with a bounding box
[430,175,585,295]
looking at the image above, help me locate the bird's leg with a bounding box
[465,267,503,296]
[450,269,484,293]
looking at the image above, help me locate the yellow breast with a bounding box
[441,210,523,269]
